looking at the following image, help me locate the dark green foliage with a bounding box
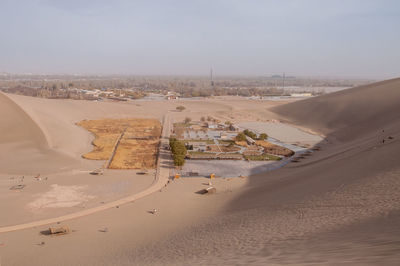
[258,133,268,140]
[169,137,187,166]
[244,154,281,161]
[243,129,257,139]
[235,132,247,142]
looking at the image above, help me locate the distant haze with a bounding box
[1,0,399,78]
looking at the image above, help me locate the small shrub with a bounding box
[176,105,186,112]
[235,132,247,142]
[258,133,268,140]
[243,129,257,139]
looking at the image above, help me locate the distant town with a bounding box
[0,73,374,101]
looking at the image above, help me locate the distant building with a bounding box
[83,89,101,98]
[245,135,256,145]
[229,124,239,131]
[217,124,225,130]
[290,93,312,97]
[166,95,179,100]
[220,132,229,140]
[206,122,218,129]
[101,91,114,97]
[190,124,203,131]
[165,91,180,100]
[189,142,207,152]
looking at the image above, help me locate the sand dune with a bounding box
[0,92,47,148]
[272,77,400,142]
[1,79,400,265]
[0,93,81,175]
[0,93,79,174]
[124,78,400,265]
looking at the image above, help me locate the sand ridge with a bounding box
[0,92,79,175]
[0,92,48,148]
[1,79,400,265]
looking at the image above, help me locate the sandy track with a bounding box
[0,113,172,234]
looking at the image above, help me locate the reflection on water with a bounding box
[182,159,290,178]
[181,123,314,178]
[268,137,306,152]
[238,121,323,145]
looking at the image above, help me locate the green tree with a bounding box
[173,155,185,166]
[169,137,187,166]
[235,132,247,142]
[184,117,191,125]
[259,133,268,140]
[244,129,257,139]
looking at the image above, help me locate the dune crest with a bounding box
[0,92,78,174]
[125,78,400,265]
[0,92,48,148]
[272,77,400,142]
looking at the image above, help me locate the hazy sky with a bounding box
[1,0,399,78]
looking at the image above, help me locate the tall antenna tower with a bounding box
[282,72,285,90]
[210,68,214,88]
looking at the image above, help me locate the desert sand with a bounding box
[1,79,400,265]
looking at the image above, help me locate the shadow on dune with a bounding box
[215,77,400,264]
[229,78,400,208]
[114,78,400,266]
[257,209,400,265]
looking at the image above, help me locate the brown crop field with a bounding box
[255,140,294,157]
[77,118,161,169]
[207,144,241,153]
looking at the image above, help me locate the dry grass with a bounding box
[235,141,248,147]
[256,140,294,157]
[243,150,262,156]
[77,118,161,169]
[207,145,241,153]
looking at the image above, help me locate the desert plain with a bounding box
[0,78,400,265]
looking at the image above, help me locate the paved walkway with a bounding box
[0,113,173,234]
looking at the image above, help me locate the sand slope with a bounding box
[0,93,79,174]
[272,77,400,142]
[124,78,400,265]
[0,92,48,148]
[1,80,400,265]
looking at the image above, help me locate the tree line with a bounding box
[169,137,187,166]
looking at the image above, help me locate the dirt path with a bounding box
[104,127,127,169]
[0,113,173,234]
